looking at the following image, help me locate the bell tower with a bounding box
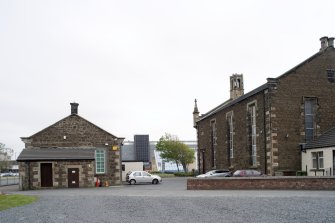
[230,74,244,100]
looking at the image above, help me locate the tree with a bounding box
[0,143,13,172]
[156,133,195,172]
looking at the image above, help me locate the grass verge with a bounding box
[0,194,38,211]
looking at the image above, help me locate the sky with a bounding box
[0,0,334,158]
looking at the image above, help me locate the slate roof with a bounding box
[17,147,95,161]
[305,127,335,149]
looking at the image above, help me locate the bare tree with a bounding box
[0,142,13,172]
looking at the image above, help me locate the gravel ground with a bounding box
[1,178,334,223]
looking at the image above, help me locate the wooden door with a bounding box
[68,168,79,188]
[41,163,53,187]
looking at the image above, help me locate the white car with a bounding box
[126,171,162,185]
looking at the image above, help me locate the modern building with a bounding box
[121,135,197,173]
[193,36,335,176]
[17,103,124,190]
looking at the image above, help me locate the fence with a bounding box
[0,176,19,186]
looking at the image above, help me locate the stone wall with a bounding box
[19,160,95,190]
[187,177,335,190]
[196,47,335,175]
[197,91,267,173]
[24,115,118,148]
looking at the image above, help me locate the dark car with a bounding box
[196,169,231,178]
[232,169,263,177]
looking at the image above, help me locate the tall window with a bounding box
[95,150,105,174]
[210,119,217,168]
[227,113,234,160]
[312,152,324,169]
[248,104,257,166]
[304,98,317,143]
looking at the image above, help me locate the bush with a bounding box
[174,172,195,177]
[296,171,307,176]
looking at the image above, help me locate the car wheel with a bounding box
[129,179,136,185]
[152,179,158,184]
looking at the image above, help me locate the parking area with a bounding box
[1,177,335,223]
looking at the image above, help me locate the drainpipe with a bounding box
[263,92,268,175]
[27,162,31,190]
[201,149,206,174]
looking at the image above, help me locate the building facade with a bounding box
[17,103,124,190]
[302,126,335,176]
[194,37,335,175]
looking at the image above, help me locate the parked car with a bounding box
[0,172,13,177]
[232,169,263,177]
[126,171,162,185]
[196,169,231,178]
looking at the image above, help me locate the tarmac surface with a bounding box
[1,177,335,223]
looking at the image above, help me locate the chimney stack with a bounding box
[70,102,79,115]
[320,36,329,51]
[328,37,334,48]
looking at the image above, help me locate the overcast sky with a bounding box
[0,0,334,158]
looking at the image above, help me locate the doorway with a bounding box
[40,163,53,187]
[68,168,79,188]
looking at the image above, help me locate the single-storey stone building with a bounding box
[17,103,124,190]
[193,36,335,175]
[302,126,335,176]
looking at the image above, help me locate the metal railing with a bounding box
[0,176,19,186]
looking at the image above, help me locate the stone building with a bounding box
[17,103,124,190]
[193,36,335,175]
[302,126,335,176]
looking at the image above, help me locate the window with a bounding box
[248,104,257,166]
[210,119,217,168]
[95,150,105,174]
[304,98,317,143]
[312,152,324,169]
[227,113,234,159]
[134,172,141,176]
[122,164,125,171]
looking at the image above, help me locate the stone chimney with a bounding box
[328,37,334,48]
[70,102,79,115]
[320,36,329,51]
[230,74,244,100]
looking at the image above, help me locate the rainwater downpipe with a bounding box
[263,92,268,175]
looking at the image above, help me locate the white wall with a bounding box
[121,162,143,181]
[301,147,334,176]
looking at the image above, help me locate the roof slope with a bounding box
[17,147,95,161]
[199,83,268,120]
[305,127,335,149]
